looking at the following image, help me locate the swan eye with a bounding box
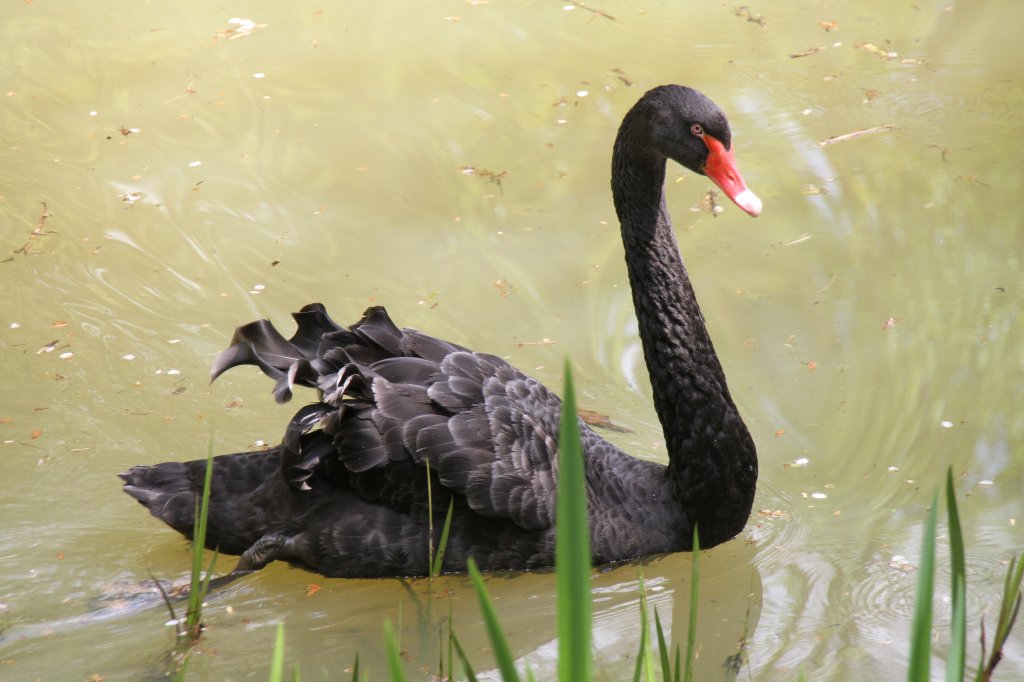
[690,123,704,136]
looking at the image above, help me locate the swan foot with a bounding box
[203,534,289,591]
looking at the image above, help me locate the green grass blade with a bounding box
[980,555,1024,680]
[654,606,672,682]
[446,600,454,682]
[350,654,360,682]
[468,558,520,682]
[684,526,700,682]
[426,458,435,577]
[945,468,967,682]
[269,622,285,682]
[384,621,408,682]
[450,629,479,682]
[172,655,189,682]
[555,360,592,682]
[633,572,655,682]
[185,436,216,636]
[631,619,647,682]
[432,497,455,577]
[994,556,1024,649]
[908,490,939,682]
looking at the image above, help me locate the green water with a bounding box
[1,1,1021,680]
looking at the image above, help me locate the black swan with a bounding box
[121,85,761,579]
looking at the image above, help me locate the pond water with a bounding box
[1,1,1022,680]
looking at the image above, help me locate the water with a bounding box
[1,1,1022,679]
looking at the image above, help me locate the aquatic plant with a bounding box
[908,468,1023,682]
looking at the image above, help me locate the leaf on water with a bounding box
[213,17,265,42]
[515,338,555,348]
[818,20,839,31]
[577,408,634,433]
[955,174,991,188]
[733,6,767,27]
[855,42,899,60]
[493,279,515,297]
[458,166,507,192]
[306,584,321,597]
[790,46,826,58]
[819,125,895,146]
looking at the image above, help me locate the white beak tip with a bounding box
[733,189,762,217]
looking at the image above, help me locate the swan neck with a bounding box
[612,142,756,544]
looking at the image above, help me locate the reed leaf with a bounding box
[468,558,520,682]
[450,628,479,682]
[633,572,656,682]
[269,622,285,682]
[684,526,700,682]
[556,360,592,682]
[350,654,361,682]
[653,606,674,682]
[426,458,435,576]
[908,490,939,681]
[432,497,455,578]
[384,621,408,682]
[184,436,217,638]
[977,555,1024,681]
[945,468,967,682]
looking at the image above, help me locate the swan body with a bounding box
[121,85,760,578]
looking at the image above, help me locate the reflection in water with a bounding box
[0,0,1022,679]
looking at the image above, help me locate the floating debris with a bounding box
[855,41,899,60]
[459,166,507,193]
[734,5,767,27]
[790,46,826,59]
[214,17,264,41]
[889,554,915,572]
[577,408,634,434]
[819,124,895,146]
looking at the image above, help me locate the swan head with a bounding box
[641,85,762,217]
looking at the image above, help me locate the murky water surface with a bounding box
[1,1,1022,679]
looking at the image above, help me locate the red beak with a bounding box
[701,134,762,217]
